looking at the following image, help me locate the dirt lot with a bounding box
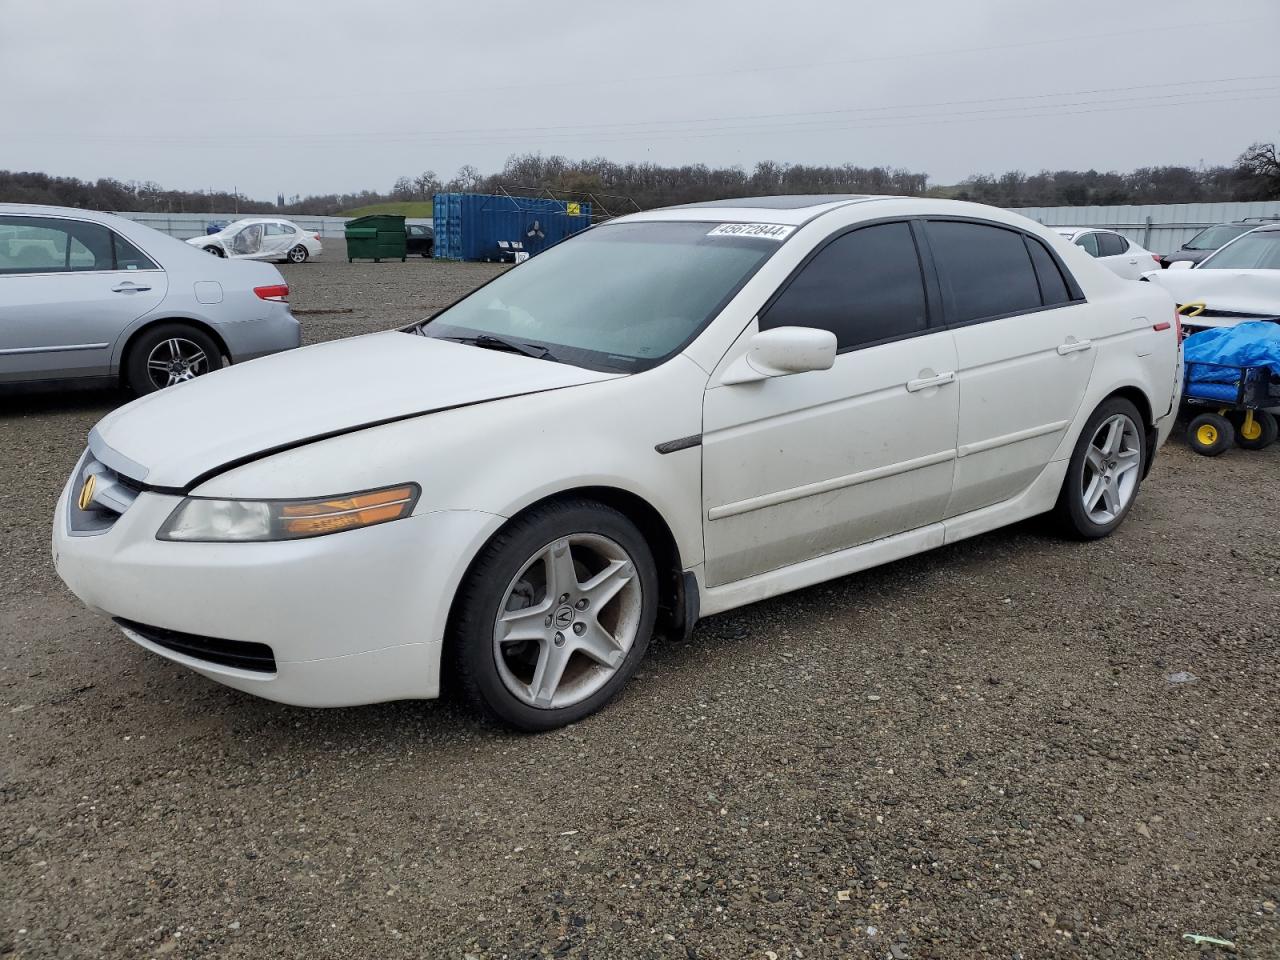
[2,250,1278,959]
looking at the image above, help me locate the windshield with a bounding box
[1200,231,1280,270]
[421,221,782,372]
[1185,224,1254,251]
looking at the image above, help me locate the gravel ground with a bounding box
[1,252,1278,959]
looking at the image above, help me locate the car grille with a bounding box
[67,449,142,536]
[114,618,278,674]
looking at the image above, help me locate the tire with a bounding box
[124,323,223,395]
[448,498,659,731]
[1186,412,1234,457]
[1231,410,1277,450]
[203,245,224,257]
[1054,397,1147,539]
[286,245,308,264]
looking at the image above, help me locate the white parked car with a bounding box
[188,218,321,264]
[1142,223,1280,330]
[53,196,1182,730]
[1054,228,1160,280]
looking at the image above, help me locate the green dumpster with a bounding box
[344,214,407,263]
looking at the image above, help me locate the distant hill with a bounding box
[341,201,433,219]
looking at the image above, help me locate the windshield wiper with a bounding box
[442,333,557,362]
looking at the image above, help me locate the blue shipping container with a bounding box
[432,193,592,261]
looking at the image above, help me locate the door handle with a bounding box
[1057,339,1093,355]
[111,283,151,293]
[906,371,955,392]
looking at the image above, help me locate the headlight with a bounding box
[157,483,419,542]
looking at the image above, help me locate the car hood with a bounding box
[91,331,619,489]
[1142,268,1280,317]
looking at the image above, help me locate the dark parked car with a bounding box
[1161,218,1280,268]
[406,223,434,258]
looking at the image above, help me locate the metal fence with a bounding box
[1010,201,1280,254]
[113,212,356,239]
[114,200,1280,253]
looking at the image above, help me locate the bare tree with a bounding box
[1238,142,1280,199]
[413,170,441,199]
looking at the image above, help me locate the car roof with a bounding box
[0,202,119,220]
[614,194,897,226]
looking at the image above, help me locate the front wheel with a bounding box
[1054,398,1146,539]
[448,499,658,731]
[202,245,225,257]
[1187,413,1234,456]
[286,244,309,264]
[125,323,223,395]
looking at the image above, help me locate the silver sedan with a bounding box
[0,204,301,394]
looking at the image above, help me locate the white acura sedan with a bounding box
[53,196,1182,730]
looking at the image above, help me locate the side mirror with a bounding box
[721,326,838,385]
[1168,259,1195,271]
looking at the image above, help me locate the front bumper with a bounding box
[52,478,503,707]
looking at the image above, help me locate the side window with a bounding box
[0,215,112,274]
[925,220,1042,323]
[1076,233,1101,257]
[759,221,927,350]
[112,233,159,271]
[1097,232,1127,257]
[1024,236,1073,306]
[264,223,287,236]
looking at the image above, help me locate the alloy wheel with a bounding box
[1080,413,1141,524]
[492,533,643,710]
[288,245,308,263]
[145,337,209,389]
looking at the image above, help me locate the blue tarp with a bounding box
[1184,321,1280,379]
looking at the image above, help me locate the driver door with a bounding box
[701,221,959,587]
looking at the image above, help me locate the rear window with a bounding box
[1025,237,1072,306]
[925,220,1043,323]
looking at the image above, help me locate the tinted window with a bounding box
[1185,224,1253,250]
[112,233,159,271]
[1025,237,1072,306]
[759,222,927,349]
[926,221,1042,323]
[0,215,112,274]
[1096,232,1127,256]
[1075,233,1100,257]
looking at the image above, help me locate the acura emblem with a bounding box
[77,474,97,511]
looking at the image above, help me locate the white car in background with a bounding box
[1055,228,1160,280]
[1142,222,1280,331]
[188,218,321,264]
[54,196,1181,731]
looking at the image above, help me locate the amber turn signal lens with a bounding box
[279,486,417,537]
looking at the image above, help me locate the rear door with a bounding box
[0,215,166,383]
[261,222,295,259]
[924,219,1095,517]
[1096,231,1144,279]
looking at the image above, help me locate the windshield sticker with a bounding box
[706,223,795,241]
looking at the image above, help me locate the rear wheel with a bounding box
[287,244,308,264]
[1055,398,1146,539]
[203,245,224,257]
[125,323,223,395]
[1231,410,1277,450]
[448,499,658,731]
[1186,412,1234,456]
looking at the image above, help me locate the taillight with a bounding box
[254,284,289,302]
[313,234,321,242]
[1151,254,1161,263]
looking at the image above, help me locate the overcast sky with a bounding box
[3,0,1278,200]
